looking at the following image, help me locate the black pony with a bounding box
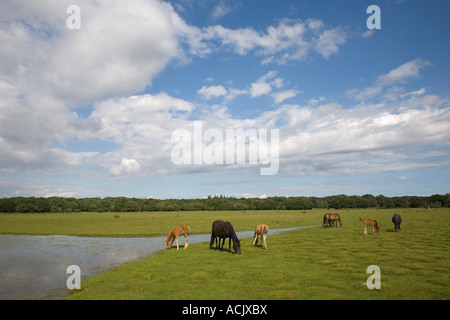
[392,214,402,232]
[210,220,241,254]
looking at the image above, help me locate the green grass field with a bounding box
[1,208,449,299]
[0,210,317,237]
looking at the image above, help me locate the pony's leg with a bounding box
[210,234,214,249]
[263,234,267,249]
[253,233,258,246]
[364,225,367,234]
[184,234,188,249]
[175,235,179,250]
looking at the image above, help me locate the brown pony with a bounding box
[253,224,269,249]
[210,220,241,254]
[323,213,342,228]
[166,226,190,250]
[360,218,379,234]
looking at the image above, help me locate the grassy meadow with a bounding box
[1,208,449,299]
[0,210,317,237]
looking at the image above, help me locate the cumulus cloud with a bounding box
[274,98,450,176]
[110,158,141,176]
[211,1,232,20]
[200,19,347,63]
[1,0,448,195]
[250,81,272,98]
[198,85,228,99]
[348,59,431,101]
[314,27,347,59]
[74,79,450,180]
[250,71,279,97]
[272,89,299,104]
[0,0,185,106]
[375,59,431,86]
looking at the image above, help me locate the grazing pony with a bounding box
[253,224,269,249]
[210,220,241,254]
[360,218,379,234]
[166,226,190,250]
[392,214,402,232]
[323,213,342,228]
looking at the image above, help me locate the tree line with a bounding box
[0,194,449,213]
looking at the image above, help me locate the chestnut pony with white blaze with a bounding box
[166,226,190,250]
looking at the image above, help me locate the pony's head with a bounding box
[166,239,172,249]
[233,239,241,254]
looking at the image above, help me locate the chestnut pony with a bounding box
[360,218,379,234]
[323,213,342,228]
[253,224,269,249]
[166,226,190,250]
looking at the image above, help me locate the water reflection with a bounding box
[0,226,312,300]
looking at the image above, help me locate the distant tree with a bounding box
[0,198,17,213]
[122,200,141,212]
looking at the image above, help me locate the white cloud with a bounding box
[200,19,347,63]
[198,85,227,99]
[0,0,186,106]
[348,59,432,101]
[275,95,450,176]
[353,86,383,101]
[272,89,299,104]
[401,87,426,98]
[211,1,232,20]
[0,85,76,171]
[110,158,141,176]
[361,30,375,38]
[1,1,448,197]
[250,71,278,97]
[314,27,347,59]
[250,81,272,97]
[376,59,431,86]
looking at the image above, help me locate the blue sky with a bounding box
[0,0,449,199]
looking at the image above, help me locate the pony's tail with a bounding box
[359,218,363,221]
[210,221,216,248]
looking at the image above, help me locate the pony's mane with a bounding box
[166,230,175,242]
[226,222,238,240]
